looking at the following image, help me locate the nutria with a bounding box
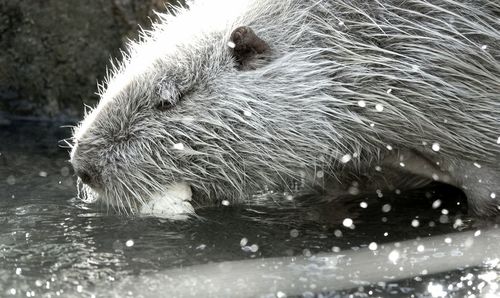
[70,0,500,218]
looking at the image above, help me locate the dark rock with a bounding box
[0,0,182,118]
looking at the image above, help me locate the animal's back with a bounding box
[225,0,500,165]
[300,0,500,164]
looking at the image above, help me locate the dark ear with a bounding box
[228,26,271,70]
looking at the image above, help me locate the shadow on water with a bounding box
[0,120,498,297]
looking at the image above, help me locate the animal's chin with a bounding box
[77,181,195,219]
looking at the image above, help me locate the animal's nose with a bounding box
[70,143,102,188]
[75,169,93,185]
[73,165,102,188]
[71,161,101,188]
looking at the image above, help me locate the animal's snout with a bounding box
[72,162,102,189]
[70,145,102,189]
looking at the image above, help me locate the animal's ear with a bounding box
[228,26,271,70]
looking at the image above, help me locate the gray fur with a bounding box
[70,0,500,216]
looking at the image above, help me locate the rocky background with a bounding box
[0,0,181,121]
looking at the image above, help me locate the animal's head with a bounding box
[70,0,357,214]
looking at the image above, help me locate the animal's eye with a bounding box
[156,100,176,111]
[155,89,182,112]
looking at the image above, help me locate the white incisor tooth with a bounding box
[140,182,194,219]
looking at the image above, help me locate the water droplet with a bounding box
[289,229,299,238]
[6,175,16,185]
[382,204,392,213]
[302,248,312,257]
[432,199,442,209]
[125,240,134,247]
[342,218,353,227]
[481,44,488,50]
[387,88,392,94]
[473,162,482,168]
[427,282,447,297]
[348,186,360,195]
[357,100,366,107]
[432,143,440,152]
[411,219,420,227]
[221,200,230,206]
[340,154,352,164]
[417,245,425,252]
[243,110,252,117]
[250,244,259,252]
[240,238,248,246]
[444,237,452,244]
[388,250,400,263]
[386,145,393,150]
[368,242,378,250]
[172,143,185,150]
[375,103,384,112]
[453,219,464,229]
[316,171,324,178]
[491,192,496,199]
[474,230,481,237]
[360,202,368,208]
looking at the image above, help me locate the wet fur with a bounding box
[71,0,500,215]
